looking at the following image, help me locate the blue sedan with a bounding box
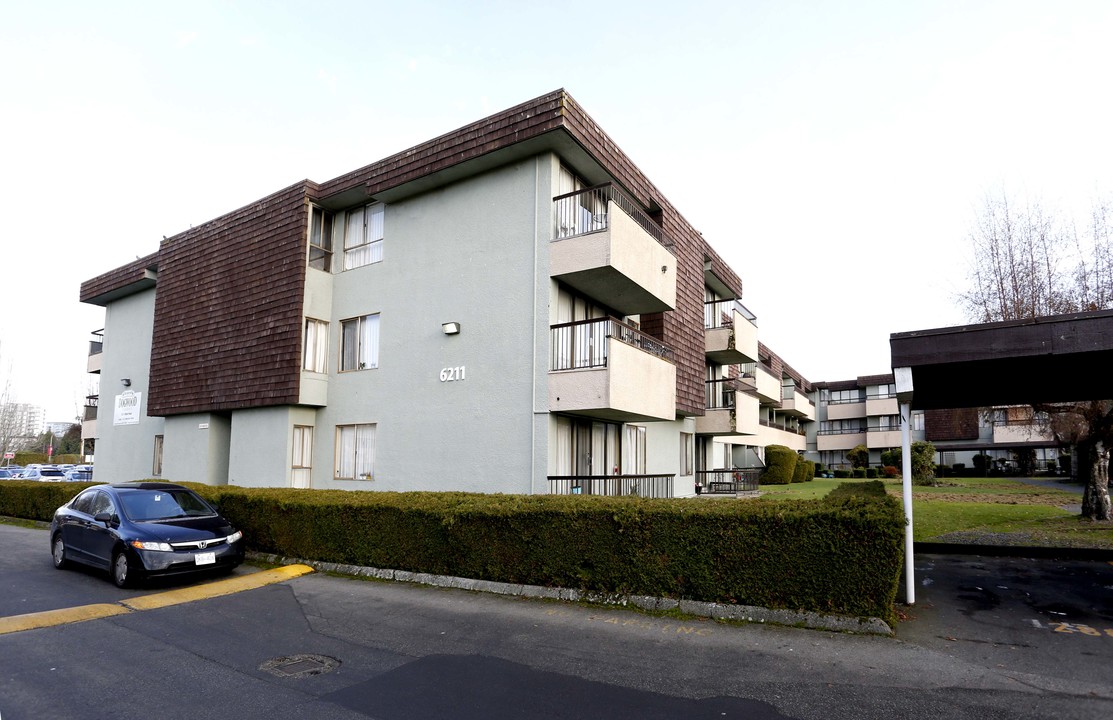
[50,482,244,587]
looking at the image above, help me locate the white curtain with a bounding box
[337,426,355,478]
[367,204,384,263]
[355,424,376,478]
[360,314,380,369]
[292,426,312,488]
[304,319,328,373]
[553,417,571,476]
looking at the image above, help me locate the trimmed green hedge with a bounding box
[0,481,905,624]
[761,445,798,485]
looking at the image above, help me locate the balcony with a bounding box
[551,184,676,315]
[695,379,760,435]
[81,395,98,442]
[826,398,866,421]
[992,421,1054,444]
[704,299,758,365]
[865,394,899,417]
[547,474,674,499]
[738,364,782,405]
[87,329,104,374]
[817,428,867,451]
[780,387,815,421]
[549,318,676,422]
[867,429,903,448]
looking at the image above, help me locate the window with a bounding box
[336,424,376,480]
[292,426,313,488]
[152,435,164,475]
[912,412,925,431]
[340,314,380,371]
[623,425,646,475]
[679,432,693,476]
[342,203,384,270]
[309,207,333,271]
[303,318,329,373]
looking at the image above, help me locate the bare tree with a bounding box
[962,190,1113,521]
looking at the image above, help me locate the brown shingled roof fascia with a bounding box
[80,251,161,305]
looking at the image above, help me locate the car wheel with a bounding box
[51,535,68,569]
[112,551,131,588]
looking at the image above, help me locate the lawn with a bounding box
[757,476,1113,549]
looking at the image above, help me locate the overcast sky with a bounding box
[3,0,1113,423]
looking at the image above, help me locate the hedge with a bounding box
[0,480,905,625]
[761,445,798,485]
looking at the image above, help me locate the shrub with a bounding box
[880,449,900,468]
[761,445,798,485]
[852,468,867,479]
[865,467,879,479]
[791,458,813,484]
[972,454,992,476]
[911,440,937,486]
[952,463,966,473]
[833,469,852,479]
[846,445,870,469]
[881,465,900,478]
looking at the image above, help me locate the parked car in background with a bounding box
[65,467,94,481]
[50,482,245,587]
[0,469,16,480]
[22,468,69,482]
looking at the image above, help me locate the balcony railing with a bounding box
[551,317,674,371]
[553,183,673,252]
[705,378,741,409]
[83,395,99,421]
[761,419,807,436]
[703,299,757,330]
[817,427,866,435]
[697,468,761,494]
[89,329,104,357]
[547,474,674,498]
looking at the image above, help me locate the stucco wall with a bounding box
[94,288,164,482]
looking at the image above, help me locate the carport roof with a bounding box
[889,309,1113,410]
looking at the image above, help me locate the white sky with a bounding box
[3,0,1113,423]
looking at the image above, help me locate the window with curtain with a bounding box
[342,203,384,270]
[679,432,693,476]
[340,313,380,371]
[309,207,333,271]
[622,425,646,475]
[335,423,376,480]
[292,426,313,488]
[152,435,164,476]
[303,318,329,373]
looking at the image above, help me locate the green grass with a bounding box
[757,477,1113,549]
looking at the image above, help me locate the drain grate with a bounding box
[260,654,341,678]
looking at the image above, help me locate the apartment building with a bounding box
[80,90,814,497]
[809,374,1058,470]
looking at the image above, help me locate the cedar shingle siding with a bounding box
[147,181,313,416]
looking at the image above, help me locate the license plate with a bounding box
[195,551,216,566]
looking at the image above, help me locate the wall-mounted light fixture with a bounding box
[121,378,132,387]
[442,322,461,335]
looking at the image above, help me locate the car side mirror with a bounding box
[94,512,113,525]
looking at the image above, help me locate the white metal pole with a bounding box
[900,401,915,605]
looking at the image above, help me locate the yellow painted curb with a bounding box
[120,564,315,611]
[0,603,132,635]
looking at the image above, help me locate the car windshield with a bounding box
[118,488,216,521]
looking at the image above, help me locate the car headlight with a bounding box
[226,530,243,543]
[131,540,172,552]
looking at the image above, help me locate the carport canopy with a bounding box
[889,309,1113,410]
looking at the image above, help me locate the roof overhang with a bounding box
[890,309,1113,410]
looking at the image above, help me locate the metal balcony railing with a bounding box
[705,378,741,409]
[547,474,674,498]
[703,298,757,330]
[697,468,762,494]
[550,317,674,371]
[553,183,673,252]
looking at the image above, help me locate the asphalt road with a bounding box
[2,523,1111,719]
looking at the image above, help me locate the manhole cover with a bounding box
[259,654,341,678]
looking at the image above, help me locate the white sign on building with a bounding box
[113,391,142,426]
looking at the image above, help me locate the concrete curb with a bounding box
[914,542,1113,561]
[250,552,894,636]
